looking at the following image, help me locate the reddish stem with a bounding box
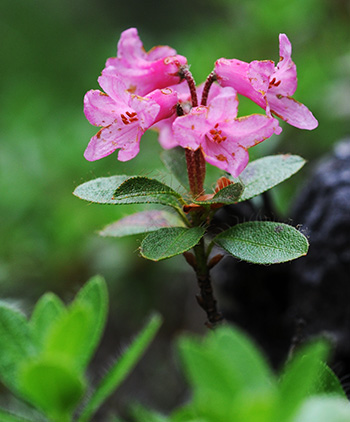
[179,66,198,107]
[185,148,206,197]
[201,71,217,106]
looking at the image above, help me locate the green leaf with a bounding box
[161,147,190,191]
[113,177,183,209]
[99,210,186,238]
[73,175,131,204]
[194,182,244,205]
[314,362,347,398]
[178,326,276,422]
[42,277,108,371]
[0,303,37,392]
[43,304,94,371]
[292,397,350,422]
[274,341,329,421]
[140,227,206,261]
[238,155,306,201]
[30,293,65,346]
[214,221,309,264]
[19,359,85,422]
[78,313,162,422]
[0,407,37,422]
[74,276,108,368]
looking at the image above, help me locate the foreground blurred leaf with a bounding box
[273,341,329,421]
[140,227,206,261]
[100,210,186,237]
[19,360,85,422]
[0,303,37,392]
[214,221,309,264]
[178,326,275,421]
[78,313,162,422]
[0,407,36,422]
[161,147,190,191]
[293,397,350,422]
[30,293,65,346]
[238,155,306,201]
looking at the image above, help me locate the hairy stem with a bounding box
[185,148,206,197]
[193,238,224,328]
[179,66,198,107]
[201,71,217,106]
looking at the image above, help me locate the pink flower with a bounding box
[173,87,281,177]
[153,81,223,149]
[102,28,187,96]
[214,34,318,130]
[84,74,178,162]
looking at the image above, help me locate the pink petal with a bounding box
[215,58,266,109]
[173,106,210,150]
[202,136,250,177]
[207,87,238,123]
[220,114,282,147]
[116,28,146,62]
[83,90,119,126]
[98,74,130,105]
[270,34,297,96]
[267,94,318,130]
[151,116,179,149]
[84,121,141,161]
[248,60,275,94]
[144,88,178,123]
[147,45,177,61]
[129,95,160,129]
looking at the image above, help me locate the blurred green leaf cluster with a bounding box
[0,276,161,422]
[133,326,350,422]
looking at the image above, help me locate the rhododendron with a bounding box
[102,28,187,96]
[84,74,178,161]
[173,87,281,177]
[214,34,318,130]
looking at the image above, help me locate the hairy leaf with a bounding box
[238,155,305,201]
[100,210,186,237]
[140,227,205,261]
[214,221,309,264]
[161,147,190,191]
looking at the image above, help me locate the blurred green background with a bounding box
[0,0,349,416]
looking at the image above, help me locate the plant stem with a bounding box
[185,148,206,197]
[193,238,224,328]
[179,66,198,107]
[201,71,217,106]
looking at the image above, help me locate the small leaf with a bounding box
[43,304,94,371]
[140,227,205,261]
[194,182,244,205]
[73,175,131,204]
[19,360,85,422]
[78,313,162,422]
[30,293,65,346]
[273,341,329,421]
[214,221,309,264]
[0,303,37,392]
[74,275,108,367]
[238,155,306,201]
[161,147,190,191]
[113,177,183,209]
[100,210,186,237]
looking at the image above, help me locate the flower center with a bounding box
[120,111,138,125]
[208,123,227,143]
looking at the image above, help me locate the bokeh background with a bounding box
[1,0,349,418]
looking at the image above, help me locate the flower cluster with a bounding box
[84,28,317,177]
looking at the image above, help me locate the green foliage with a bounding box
[238,155,306,202]
[194,182,244,205]
[140,227,206,261]
[0,277,161,422]
[214,221,309,264]
[133,326,349,422]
